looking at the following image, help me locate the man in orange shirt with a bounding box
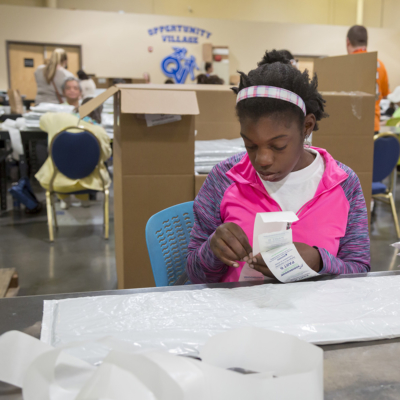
[347,25,389,133]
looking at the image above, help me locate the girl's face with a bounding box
[240,113,316,183]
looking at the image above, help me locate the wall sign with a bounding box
[148,25,212,44]
[24,58,34,68]
[161,47,199,84]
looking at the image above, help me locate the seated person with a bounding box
[35,110,111,209]
[205,62,213,77]
[62,77,82,109]
[186,50,370,283]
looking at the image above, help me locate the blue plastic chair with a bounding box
[146,201,194,287]
[45,125,110,242]
[372,132,400,238]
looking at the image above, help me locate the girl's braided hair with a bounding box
[232,50,328,130]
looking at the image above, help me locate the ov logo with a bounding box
[161,47,199,84]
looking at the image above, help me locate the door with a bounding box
[7,42,82,101]
[8,43,45,100]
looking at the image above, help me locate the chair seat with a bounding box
[53,189,99,195]
[372,181,387,195]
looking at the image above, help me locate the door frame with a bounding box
[6,40,83,88]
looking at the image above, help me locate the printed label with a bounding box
[261,243,319,283]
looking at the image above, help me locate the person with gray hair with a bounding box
[62,76,82,109]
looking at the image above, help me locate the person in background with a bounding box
[346,25,389,134]
[80,97,103,125]
[205,75,224,84]
[205,62,213,77]
[77,70,96,98]
[34,48,74,105]
[186,50,370,283]
[62,77,82,109]
[197,74,208,84]
[197,75,224,85]
[164,79,174,84]
[35,111,111,210]
[387,87,400,119]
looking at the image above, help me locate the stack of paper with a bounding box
[195,138,246,174]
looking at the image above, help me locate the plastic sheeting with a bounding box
[41,276,400,362]
[195,138,245,174]
[0,328,323,400]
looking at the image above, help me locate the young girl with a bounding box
[186,50,370,283]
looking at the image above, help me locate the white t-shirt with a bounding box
[259,149,325,214]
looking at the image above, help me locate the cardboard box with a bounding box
[112,84,240,140]
[314,52,377,214]
[81,85,199,289]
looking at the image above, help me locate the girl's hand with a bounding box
[248,242,322,277]
[210,223,253,268]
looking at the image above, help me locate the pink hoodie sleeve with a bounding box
[318,165,371,275]
[186,155,244,283]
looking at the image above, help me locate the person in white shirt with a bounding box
[34,48,74,105]
[77,70,97,99]
[62,77,82,109]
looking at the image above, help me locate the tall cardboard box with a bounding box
[81,86,199,289]
[314,52,376,213]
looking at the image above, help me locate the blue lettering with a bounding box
[160,26,165,33]
[206,31,212,38]
[189,27,196,33]
[170,25,176,32]
[183,26,189,32]
[162,35,168,42]
[148,29,153,36]
[193,37,198,43]
[200,29,205,37]
[177,25,182,31]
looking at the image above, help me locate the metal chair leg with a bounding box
[104,189,109,240]
[45,191,54,242]
[388,192,400,239]
[51,194,58,231]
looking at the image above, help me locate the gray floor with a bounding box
[0,184,117,296]
[0,181,399,296]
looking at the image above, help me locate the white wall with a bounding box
[1,5,400,91]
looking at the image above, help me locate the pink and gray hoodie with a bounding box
[187,147,370,283]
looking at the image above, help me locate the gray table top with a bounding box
[1,271,400,400]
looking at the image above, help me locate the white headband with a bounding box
[236,86,307,116]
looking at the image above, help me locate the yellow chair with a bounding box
[372,132,400,238]
[385,118,400,127]
[45,125,110,242]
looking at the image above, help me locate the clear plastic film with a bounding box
[195,138,245,174]
[42,276,400,363]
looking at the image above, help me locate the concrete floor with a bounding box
[0,181,399,296]
[0,184,117,296]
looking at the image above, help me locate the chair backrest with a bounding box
[146,201,194,287]
[51,128,100,180]
[373,133,400,183]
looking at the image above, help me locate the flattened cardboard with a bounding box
[79,86,118,118]
[314,52,377,95]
